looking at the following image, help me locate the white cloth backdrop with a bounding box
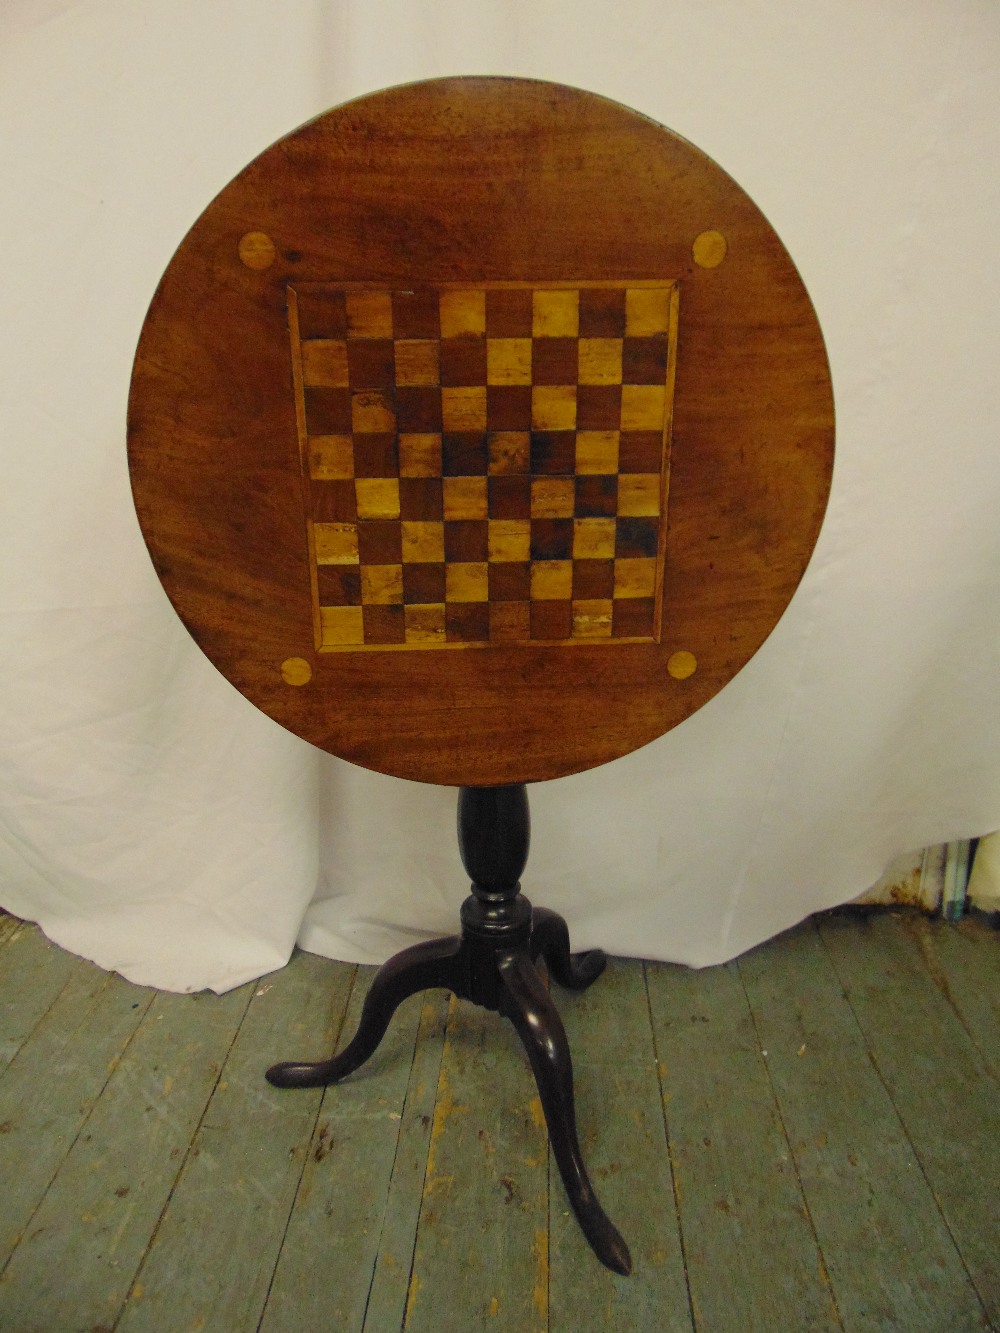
[2,0,998,993]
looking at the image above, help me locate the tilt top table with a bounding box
[127,77,834,1275]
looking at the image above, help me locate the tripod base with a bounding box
[266,787,632,1276]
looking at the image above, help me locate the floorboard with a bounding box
[739,920,987,1331]
[646,952,842,1332]
[0,982,251,1332]
[116,950,352,1333]
[820,912,1000,1327]
[259,968,432,1332]
[0,909,995,1332]
[402,993,549,1333]
[548,959,691,1332]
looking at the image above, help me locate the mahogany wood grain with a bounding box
[127,77,834,785]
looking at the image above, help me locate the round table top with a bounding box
[127,77,834,786]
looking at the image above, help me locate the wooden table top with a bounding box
[127,77,834,786]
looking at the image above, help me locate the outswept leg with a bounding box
[266,935,463,1088]
[498,949,632,1276]
[529,906,607,990]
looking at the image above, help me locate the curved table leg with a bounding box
[530,906,607,991]
[498,950,632,1276]
[266,935,463,1088]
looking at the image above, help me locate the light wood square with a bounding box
[487,339,533,385]
[360,564,403,604]
[572,599,613,638]
[313,522,359,564]
[489,432,530,475]
[575,431,620,475]
[531,385,577,431]
[346,291,393,338]
[578,339,622,386]
[320,605,365,646]
[613,557,657,598]
[530,477,575,519]
[355,478,400,520]
[352,391,396,433]
[309,435,354,480]
[530,560,573,599]
[442,386,488,432]
[440,289,486,338]
[405,603,446,643]
[446,562,489,602]
[573,518,617,560]
[533,289,579,337]
[399,434,442,477]
[488,520,531,562]
[617,474,662,517]
[443,476,488,520]
[401,521,445,563]
[395,340,440,386]
[301,340,349,387]
[620,384,666,431]
[625,287,672,336]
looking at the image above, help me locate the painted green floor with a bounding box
[0,908,997,1332]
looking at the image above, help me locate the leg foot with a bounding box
[499,950,632,1276]
[530,906,606,991]
[266,935,462,1088]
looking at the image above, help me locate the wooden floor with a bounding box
[0,908,997,1332]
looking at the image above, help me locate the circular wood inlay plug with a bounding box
[238,231,276,270]
[692,230,727,269]
[667,651,698,680]
[281,657,312,686]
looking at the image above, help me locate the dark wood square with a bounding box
[576,385,621,431]
[442,432,489,476]
[530,599,572,640]
[403,562,446,604]
[578,287,626,338]
[311,479,358,523]
[304,386,352,434]
[619,431,663,473]
[362,604,405,643]
[399,477,444,520]
[530,431,576,476]
[612,597,656,638]
[444,520,488,562]
[446,602,490,642]
[485,288,533,337]
[532,338,578,386]
[530,518,573,561]
[489,561,531,601]
[440,337,487,387]
[296,289,348,339]
[622,335,668,385]
[316,564,361,605]
[572,558,614,599]
[488,475,532,519]
[489,600,531,642]
[347,339,395,389]
[487,385,532,430]
[616,517,660,558]
[357,519,403,564]
[353,433,399,478]
[391,289,440,340]
[395,386,442,432]
[575,475,618,517]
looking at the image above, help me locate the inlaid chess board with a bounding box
[289,281,678,651]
